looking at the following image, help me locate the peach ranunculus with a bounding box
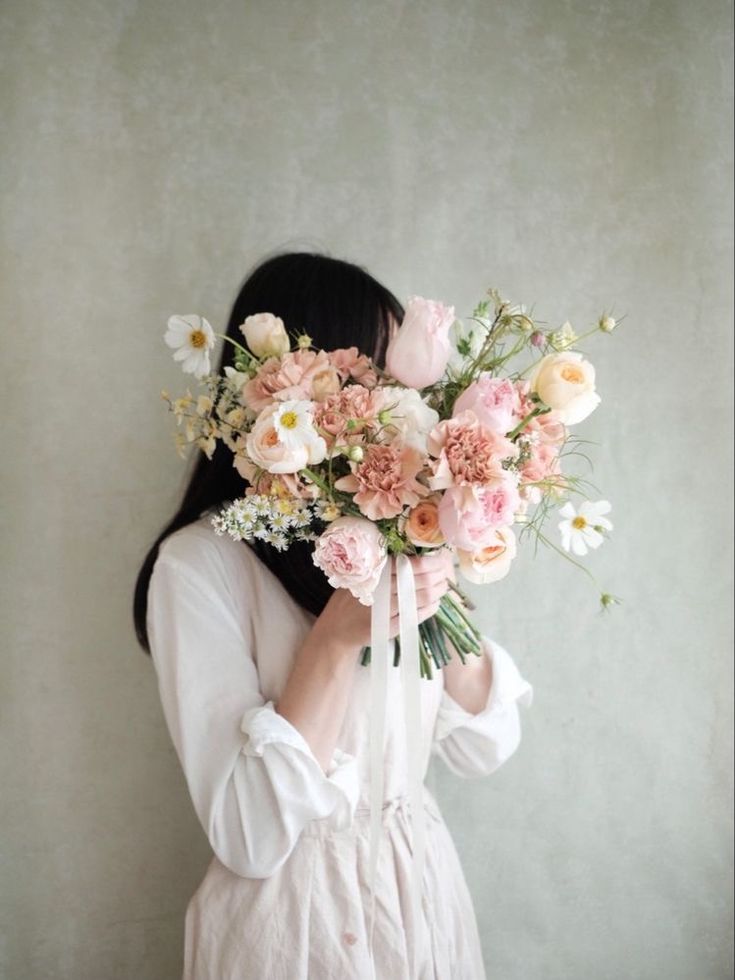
[334,443,430,520]
[527,351,601,425]
[312,516,388,605]
[403,496,445,549]
[239,313,290,358]
[386,296,456,389]
[329,347,378,388]
[457,526,517,584]
[312,385,391,447]
[427,410,519,491]
[242,349,336,413]
[437,474,522,551]
[452,376,522,435]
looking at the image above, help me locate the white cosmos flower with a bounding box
[164,315,216,378]
[558,499,613,556]
[273,400,327,463]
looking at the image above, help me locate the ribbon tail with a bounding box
[367,557,391,979]
[396,554,426,980]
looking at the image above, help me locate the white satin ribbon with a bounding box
[366,554,425,980]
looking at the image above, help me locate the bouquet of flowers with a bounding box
[162,290,620,676]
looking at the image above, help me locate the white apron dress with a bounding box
[146,513,533,980]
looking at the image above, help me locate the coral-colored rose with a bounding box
[239,313,290,358]
[427,410,519,490]
[453,376,522,435]
[242,349,334,413]
[527,351,601,425]
[245,405,325,474]
[312,516,388,606]
[329,347,378,388]
[404,497,445,548]
[334,443,430,520]
[457,526,517,584]
[313,385,390,446]
[438,476,522,551]
[386,296,455,389]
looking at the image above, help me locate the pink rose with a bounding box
[453,376,522,435]
[457,526,518,584]
[438,475,522,551]
[334,443,430,520]
[427,410,519,490]
[242,349,334,413]
[385,296,455,389]
[312,516,388,606]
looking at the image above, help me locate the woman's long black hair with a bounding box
[133,250,405,655]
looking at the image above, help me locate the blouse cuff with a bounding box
[433,637,533,742]
[239,700,360,830]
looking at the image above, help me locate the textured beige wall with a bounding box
[2,1,733,978]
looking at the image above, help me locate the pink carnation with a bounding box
[242,349,336,413]
[438,476,522,551]
[427,410,519,490]
[334,443,430,520]
[313,385,390,446]
[329,347,378,388]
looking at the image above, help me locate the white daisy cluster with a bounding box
[211,495,341,551]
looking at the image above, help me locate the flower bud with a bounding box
[599,315,616,333]
[530,331,546,348]
[347,445,364,462]
[378,409,393,425]
[297,333,313,349]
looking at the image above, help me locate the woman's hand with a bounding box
[316,550,453,654]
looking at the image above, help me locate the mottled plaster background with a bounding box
[1,1,733,978]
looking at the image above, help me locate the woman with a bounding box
[133,251,533,979]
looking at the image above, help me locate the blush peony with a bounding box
[312,516,388,605]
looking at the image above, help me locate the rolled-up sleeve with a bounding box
[146,549,360,879]
[431,635,533,778]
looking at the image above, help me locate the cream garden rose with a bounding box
[240,312,290,358]
[527,351,601,425]
[457,526,517,584]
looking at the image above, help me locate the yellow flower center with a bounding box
[280,411,298,429]
[189,329,207,349]
[572,515,587,529]
[561,365,585,384]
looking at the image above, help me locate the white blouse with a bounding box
[147,512,533,978]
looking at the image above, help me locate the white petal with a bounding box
[558,502,576,519]
[570,534,588,556]
[172,345,192,362]
[582,526,604,549]
[595,517,614,531]
[164,331,186,350]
